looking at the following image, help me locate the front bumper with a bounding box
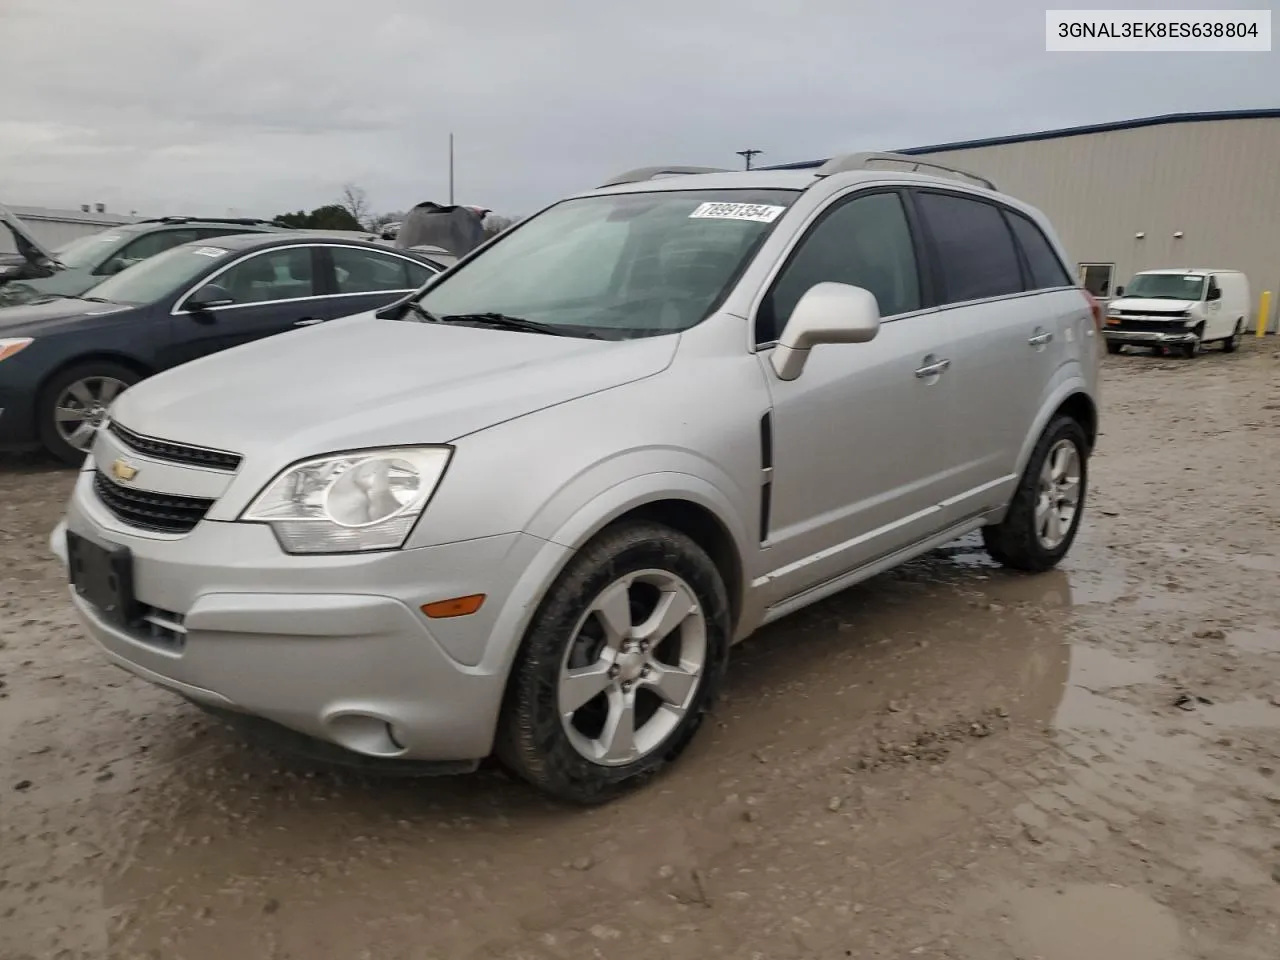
[57,467,569,764]
[1102,327,1198,345]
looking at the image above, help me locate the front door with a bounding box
[755,188,962,607]
[167,246,333,366]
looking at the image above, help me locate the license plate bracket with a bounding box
[66,530,138,627]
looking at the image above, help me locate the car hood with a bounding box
[1108,297,1196,313]
[0,296,134,334]
[108,312,678,463]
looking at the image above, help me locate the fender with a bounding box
[1011,361,1097,485]
[475,469,753,682]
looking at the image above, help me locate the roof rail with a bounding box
[137,215,273,226]
[814,152,996,191]
[597,165,732,188]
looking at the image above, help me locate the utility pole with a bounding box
[448,133,455,204]
[736,149,762,170]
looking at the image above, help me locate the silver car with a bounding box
[53,152,1101,803]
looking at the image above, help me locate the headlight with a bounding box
[241,446,452,554]
[0,338,33,362]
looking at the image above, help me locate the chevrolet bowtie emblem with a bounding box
[110,458,138,483]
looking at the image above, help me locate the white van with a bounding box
[1103,269,1250,357]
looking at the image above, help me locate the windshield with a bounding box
[83,243,228,304]
[416,189,799,339]
[1123,273,1206,301]
[53,229,133,268]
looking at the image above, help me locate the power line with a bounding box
[736,149,763,170]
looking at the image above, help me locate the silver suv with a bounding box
[53,152,1101,803]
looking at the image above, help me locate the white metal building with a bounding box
[774,109,1280,332]
[0,205,141,255]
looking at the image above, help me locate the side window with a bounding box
[211,248,316,305]
[101,229,198,274]
[405,261,436,287]
[916,192,1023,303]
[1005,211,1072,290]
[330,247,417,294]
[758,191,920,342]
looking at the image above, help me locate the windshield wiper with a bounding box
[437,312,600,338]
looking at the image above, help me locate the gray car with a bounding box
[53,152,1102,803]
[0,211,284,307]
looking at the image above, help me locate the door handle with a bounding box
[1028,330,1054,346]
[293,317,325,326]
[914,357,951,379]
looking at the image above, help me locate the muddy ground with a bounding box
[2,339,1278,960]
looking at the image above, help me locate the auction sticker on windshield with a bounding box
[191,247,228,258]
[689,202,785,223]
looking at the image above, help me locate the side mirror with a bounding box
[1114,285,1124,297]
[1207,285,1221,301]
[184,283,234,312]
[770,282,881,381]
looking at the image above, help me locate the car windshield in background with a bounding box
[416,189,799,339]
[52,230,130,268]
[1124,273,1206,300]
[82,243,228,305]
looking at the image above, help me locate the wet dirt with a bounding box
[2,339,1279,959]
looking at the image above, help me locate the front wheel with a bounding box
[36,361,140,466]
[497,521,730,804]
[982,416,1089,572]
[1223,320,1243,353]
[1105,341,1123,355]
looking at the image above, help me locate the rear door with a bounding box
[168,245,332,365]
[912,190,1081,521]
[320,245,439,318]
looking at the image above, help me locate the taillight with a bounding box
[1082,288,1104,332]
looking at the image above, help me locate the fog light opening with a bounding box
[326,712,408,758]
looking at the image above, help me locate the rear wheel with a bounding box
[982,416,1088,573]
[1223,320,1243,353]
[36,361,140,466]
[497,521,730,804]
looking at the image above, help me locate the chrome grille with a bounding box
[93,470,214,534]
[108,422,242,472]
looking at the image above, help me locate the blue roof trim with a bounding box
[762,107,1280,171]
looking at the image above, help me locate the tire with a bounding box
[36,360,140,466]
[1105,341,1122,355]
[1223,320,1243,353]
[1181,325,1204,359]
[982,416,1089,573]
[496,521,731,804]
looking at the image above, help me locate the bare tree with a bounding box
[339,183,371,229]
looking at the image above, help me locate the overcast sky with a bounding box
[2,0,1275,220]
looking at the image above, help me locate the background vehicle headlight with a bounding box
[241,446,452,554]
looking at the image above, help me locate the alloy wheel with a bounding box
[54,376,128,452]
[558,569,707,767]
[1035,439,1082,550]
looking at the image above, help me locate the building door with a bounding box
[1079,263,1115,298]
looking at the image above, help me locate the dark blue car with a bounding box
[0,232,442,463]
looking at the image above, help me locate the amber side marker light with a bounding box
[422,594,486,618]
